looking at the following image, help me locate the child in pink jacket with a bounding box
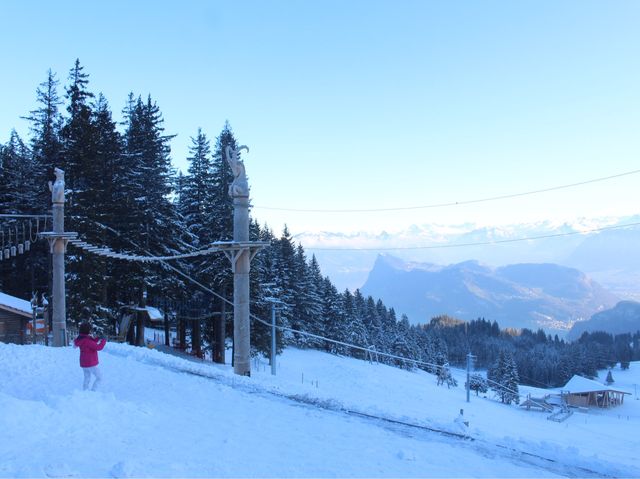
[73,322,107,391]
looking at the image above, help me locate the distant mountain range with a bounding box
[360,254,619,334]
[298,216,640,301]
[567,301,640,340]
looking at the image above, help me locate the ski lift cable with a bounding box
[249,312,448,371]
[78,219,560,400]
[483,376,534,405]
[253,168,640,213]
[84,219,453,373]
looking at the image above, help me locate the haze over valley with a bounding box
[303,216,640,335]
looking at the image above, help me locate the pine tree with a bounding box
[605,369,614,385]
[12,69,63,304]
[272,226,296,345]
[61,59,95,198]
[290,244,313,347]
[180,128,213,245]
[58,61,128,327]
[374,299,393,358]
[82,94,125,331]
[614,333,633,370]
[320,277,344,353]
[468,373,489,396]
[341,289,369,358]
[298,253,324,347]
[0,131,34,214]
[177,128,218,353]
[0,131,37,298]
[210,121,237,241]
[436,363,458,388]
[23,69,64,211]
[204,123,240,332]
[489,350,520,405]
[249,223,282,359]
[362,296,383,352]
[117,93,189,310]
[392,315,417,369]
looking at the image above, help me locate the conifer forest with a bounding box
[2,61,639,391]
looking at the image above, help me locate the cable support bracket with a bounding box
[38,231,78,254]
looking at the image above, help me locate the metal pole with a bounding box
[271,302,276,375]
[466,352,471,403]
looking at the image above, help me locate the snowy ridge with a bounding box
[1,341,639,477]
[295,217,628,250]
[298,215,640,293]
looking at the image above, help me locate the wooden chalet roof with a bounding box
[0,292,32,319]
[563,374,631,395]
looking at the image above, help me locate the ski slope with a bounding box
[1,340,639,478]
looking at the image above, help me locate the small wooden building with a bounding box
[0,291,32,344]
[563,375,630,408]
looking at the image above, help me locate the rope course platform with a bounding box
[51,235,269,263]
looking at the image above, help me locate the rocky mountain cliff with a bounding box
[567,301,640,340]
[360,254,618,334]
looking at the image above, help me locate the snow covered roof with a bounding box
[124,305,164,322]
[563,375,630,395]
[146,306,163,322]
[0,291,32,318]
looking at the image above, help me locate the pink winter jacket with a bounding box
[74,334,106,368]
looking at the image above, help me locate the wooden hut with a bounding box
[563,375,630,408]
[0,291,32,344]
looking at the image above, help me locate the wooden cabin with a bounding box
[0,292,32,344]
[562,375,630,408]
[116,305,165,345]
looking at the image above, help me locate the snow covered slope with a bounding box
[1,341,639,477]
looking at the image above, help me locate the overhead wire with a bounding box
[81,219,635,381]
[6,166,635,391]
[82,219,453,376]
[76,218,628,400]
[253,168,640,213]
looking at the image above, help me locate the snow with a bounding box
[1,340,640,478]
[564,374,632,394]
[144,306,163,322]
[0,291,32,317]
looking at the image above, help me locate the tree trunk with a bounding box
[214,296,226,364]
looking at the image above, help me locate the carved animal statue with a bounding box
[225,145,250,197]
[48,167,65,204]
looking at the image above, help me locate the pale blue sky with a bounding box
[2,1,639,234]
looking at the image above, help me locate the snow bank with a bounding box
[1,341,639,477]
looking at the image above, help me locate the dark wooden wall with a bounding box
[0,309,26,344]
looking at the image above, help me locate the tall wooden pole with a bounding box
[223,145,268,376]
[232,194,250,376]
[225,145,252,376]
[50,168,67,347]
